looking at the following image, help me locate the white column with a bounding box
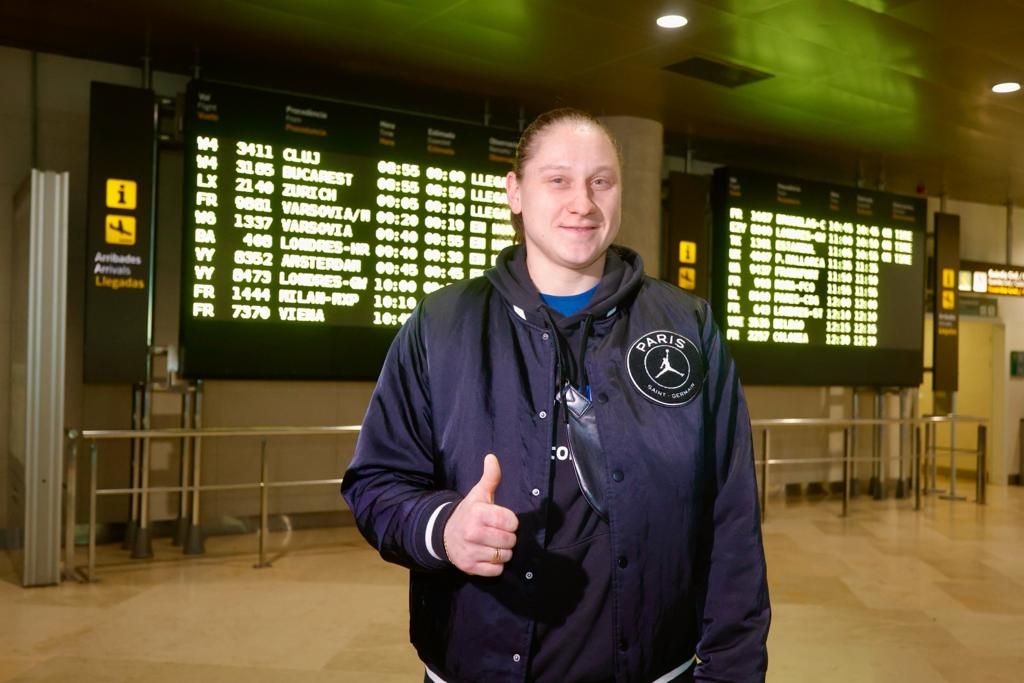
[599,116,664,278]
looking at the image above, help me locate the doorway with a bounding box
[920,316,1003,482]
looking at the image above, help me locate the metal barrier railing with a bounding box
[65,425,360,582]
[750,415,988,521]
[65,415,988,581]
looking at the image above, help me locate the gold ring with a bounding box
[492,547,502,564]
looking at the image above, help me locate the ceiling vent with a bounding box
[663,56,773,88]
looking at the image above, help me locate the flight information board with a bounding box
[180,81,518,379]
[710,168,926,386]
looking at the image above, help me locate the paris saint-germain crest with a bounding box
[626,330,705,407]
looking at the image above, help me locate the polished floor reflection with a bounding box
[2,485,1023,682]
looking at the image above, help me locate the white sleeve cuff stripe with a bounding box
[425,667,447,683]
[425,501,454,562]
[650,655,697,683]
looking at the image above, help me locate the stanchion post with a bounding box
[941,415,967,501]
[131,384,154,559]
[88,441,98,582]
[949,413,959,497]
[842,427,851,517]
[913,425,921,511]
[124,384,142,550]
[851,391,859,497]
[871,389,882,499]
[256,439,270,568]
[174,389,193,546]
[976,424,987,505]
[926,422,942,494]
[896,391,907,498]
[64,435,78,581]
[760,429,769,523]
[910,389,920,496]
[184,381,205,555]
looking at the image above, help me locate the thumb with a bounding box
[468,453,501,503]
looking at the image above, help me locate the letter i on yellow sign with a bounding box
[106,178,137,210]
[941,268,955,289]
[678,240,697,265]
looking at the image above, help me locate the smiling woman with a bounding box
[504,109,623,295]
[343,107,770,683]
[505,110,622,233]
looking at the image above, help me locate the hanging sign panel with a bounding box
[959,261,1024,297]
[663,172,710,299]
[932,213,960,393]
[83,82,155,384]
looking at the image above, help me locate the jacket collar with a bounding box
[484,243,645,330]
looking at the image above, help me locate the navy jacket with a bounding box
[342,245,770,682]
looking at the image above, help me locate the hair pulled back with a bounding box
[509,108,621,242]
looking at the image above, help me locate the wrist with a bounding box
[433,499,461,565]
[441,525,453,564]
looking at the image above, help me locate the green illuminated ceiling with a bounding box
[2,0,1022,203]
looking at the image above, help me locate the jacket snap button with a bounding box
[525,571,534,580]
[597,393,608,404]
[513,653,521,663]
[542,332,550,341]
[617,556,628,568]
[538,410,547,419]
[612,469,624,482]
[531,488,540,496]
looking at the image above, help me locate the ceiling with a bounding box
[4,0,1024,205]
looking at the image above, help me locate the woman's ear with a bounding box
[505,171,522,215]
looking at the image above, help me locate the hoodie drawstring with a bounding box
[541,308,569,397]
[541,310,609,521]
[576,314,594,394]
[540,309,594,397]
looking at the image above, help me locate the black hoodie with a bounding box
[344,240,770,683]
[487,244,645,682]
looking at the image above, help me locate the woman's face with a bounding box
[505,120,622,282]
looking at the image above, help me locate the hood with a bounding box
[485,245,644,525]
[484,243,646,331]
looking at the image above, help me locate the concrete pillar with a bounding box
[599,116,664,278]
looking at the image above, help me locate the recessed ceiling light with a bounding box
[992,82,1021,94]
[657,15,688,29]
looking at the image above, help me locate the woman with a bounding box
[342,108,770,682]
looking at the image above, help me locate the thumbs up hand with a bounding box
[443,453,519,577]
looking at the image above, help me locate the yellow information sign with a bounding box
[941,267,955,289]
[106,178,137,210]
[678,266,696,290]
[105,215,137,246]
[941,290,955,310]
[678,240,697,265]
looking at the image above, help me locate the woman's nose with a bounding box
[566,184,595,214]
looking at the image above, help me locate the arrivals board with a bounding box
[180,81,518,379]
[710,168,926,386]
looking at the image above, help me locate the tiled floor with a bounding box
[3,485,1023,682]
